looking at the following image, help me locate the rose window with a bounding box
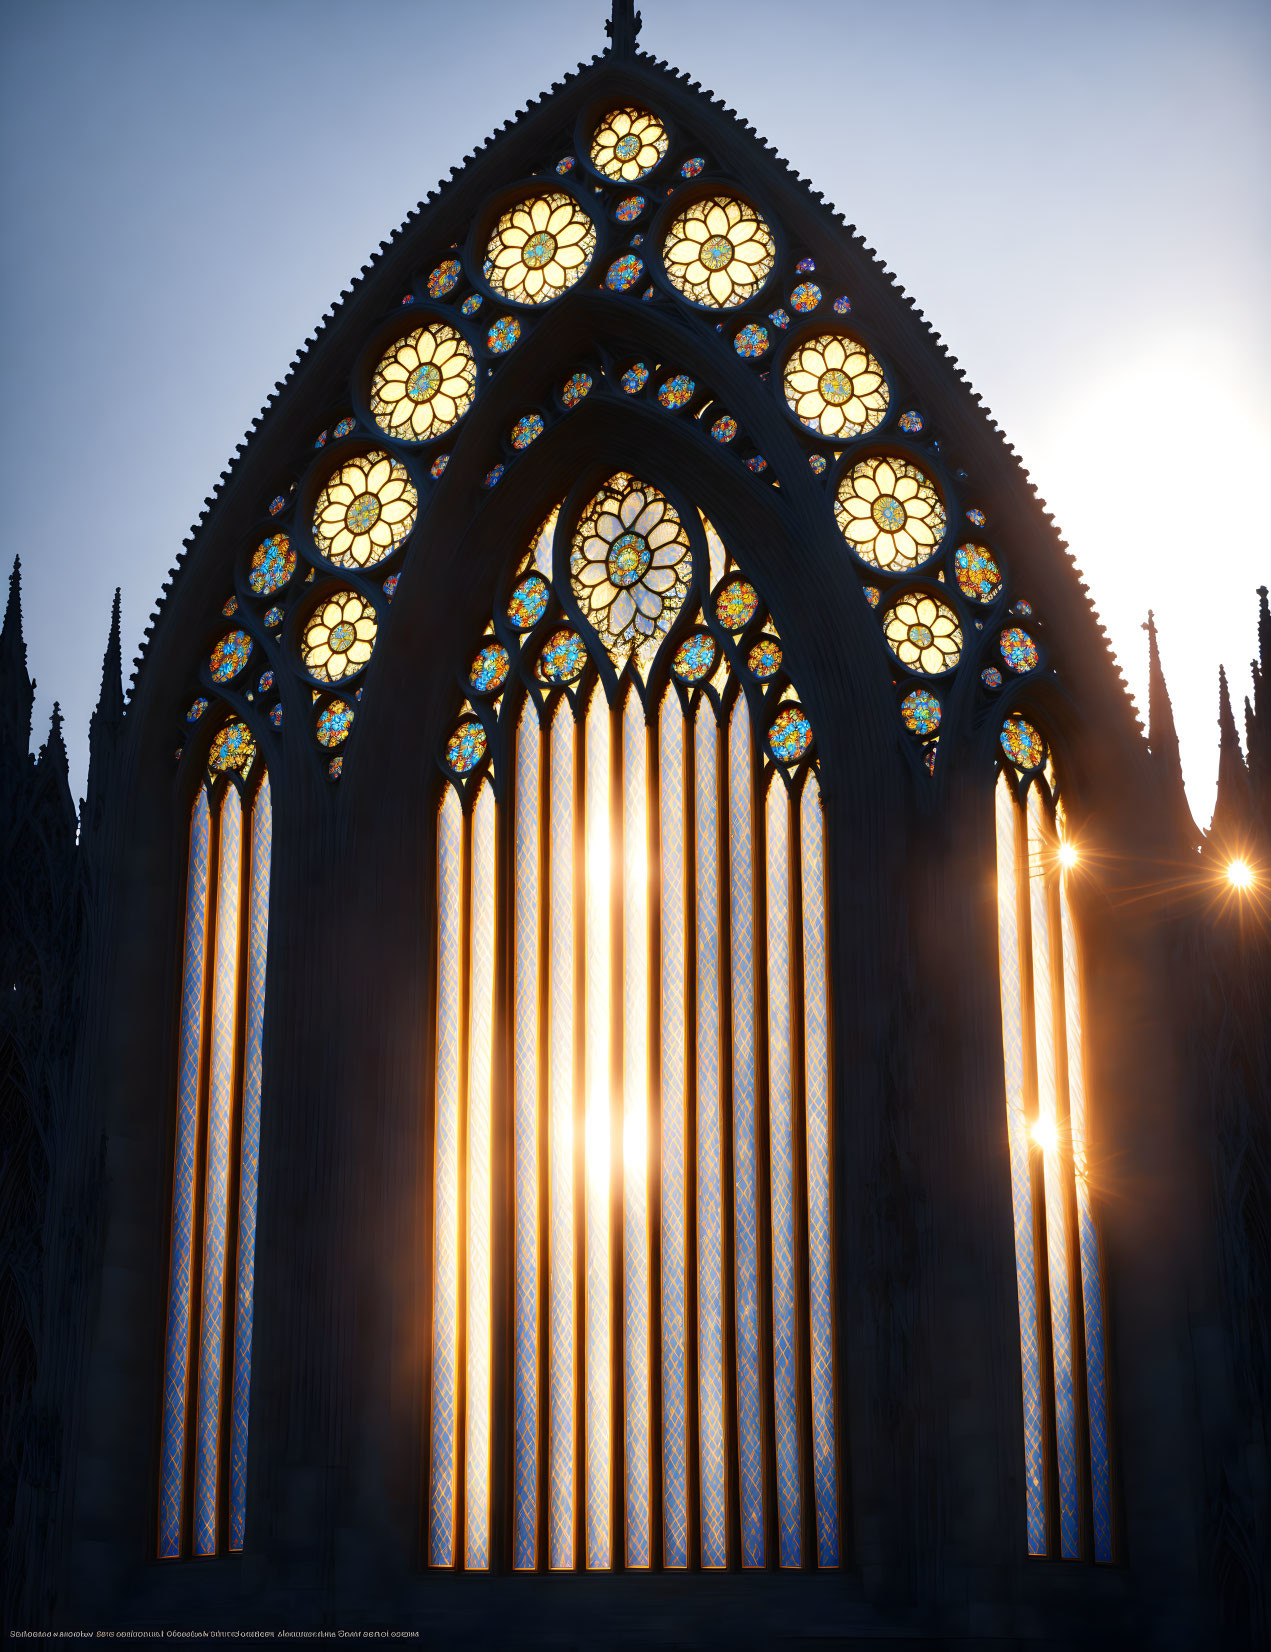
[484,193,596,304]
[370,324,476,442]
[312,452,418,569]
[302,589,378,683]
[783,334,889,438]
[590,107,668,180]
[661,196,775,307]
[835,456,945,570]
[883,592,962,675]
[570,473,692,669]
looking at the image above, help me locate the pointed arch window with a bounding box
[158,739,272,1559]
[426,487,840,1571]
[994,729,1113,1564]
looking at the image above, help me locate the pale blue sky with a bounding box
[2,0,1268,819]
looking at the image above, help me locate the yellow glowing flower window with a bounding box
[302,588,378,683]
[312,452,418,569]
[835,455,945,570]
[590,107,668,181]
[883,592,962,675]
[370,324,476,442]
[570,472,692,671]
[783,333,889,438]
[484,193,596,305]
[662,196,775,308]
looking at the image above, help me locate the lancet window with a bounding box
[158,729,272,1559]
[426,486,839,1571]
[994,718,1113,1563]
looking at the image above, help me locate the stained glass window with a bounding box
[428,259,461,298]
[835,456,945,569]
[662,196,775,307]
[606,254,644,291]
[510,414,544,449]
[901,687,941,734]
[208,720,256,773]
[484,193,596,304]
[734,323,769,359]
[536,629,588,685]
[748,636,781,678]
[468,642,510,693]
[561,372,593,407]
[620,363,649,394]
[616,195,645,222]
[210,631,252,683]
[486,317,521,353]
[994,763,1113,1563]
[1001,628,1040,673]
[658,374,694,409]
[316,701,353,746]
[716,578,759,630]
[883,592,962,674]
[790,281,821,311]
[711,415,737,442]
[769,704,813,763]
[302,589,377,682]
[671,631,716,680]
[955,543,1002,603]
[507,574,550,630]
[591,107,668,180]
[312,452,418,567]
[159,772,272,1559]
[370,325,476,442]
[569,473,691,672]
[445,719,487,775]
[783,334,888,438]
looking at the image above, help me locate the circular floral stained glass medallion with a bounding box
[264,605,284,628]
[487,317,521,353]
[302,589,377,683]
[790,282,821,312]
[329,754,343,779]
[313,452,418,568]
[982,667,1003,690]
[187,697,209,723]
[209,720,256,773]
[222,596,238,617]
[370,324,476,442]
[681,156,705,179]
[507,573,550,630]
[711,415,738,442]
[561,372,592,407]
[770,705,813,763]
[430,453,450,479]
[446,719,488,775]
[620,363,650,394]
[898,410,924,434]
[210,630,252,682]
[1001,627,1039,673]
[511,414,544,450]
[485,193,596,304]
[716,578,759,631]
[835,456,945,570]
[735,324,769,359]
[616,195,646,223]
[954,543,1002,603]
[591,107,668,181]
[901,688,941,736]
[1001,715,1045,770]
[570,473,692,667]
[662,196,775,307]
[606,254,643,291]
[659,374,695,409]
[246,531,294,598]
[748,636,782,679]
[316,701,354,747]
[783,333,888,439]
[883,593,962,675]
[469,643,510,693]
[672,632,716,682]
[536,630,589,685]
[427,259,461,299]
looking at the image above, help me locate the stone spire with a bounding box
[1,554,35,783]
[1247,586,1270,839]
[34,701,77,848]
[1209,664,1252,850]
[85,587,124,837]
[1143,610,1197,848]
[606,0,642,57]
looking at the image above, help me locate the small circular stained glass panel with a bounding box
[901,687,941,735]
[658,374,695,409]
[313,452,418,569]
[954,543,1002,603]
[210,630,252,682]
[469,642,510,693]
[1001,627,1040,673]
[883,592,962,675]
[769,705,813,764]
[561,372,592,407]
[370,324,476,442]
[672,632,716,682]
[249,533,295,596]
[446,719,488,775]
[507,573,550,631]
[302,589,377,683]
[1001,715,1045,770]
[536,629,589,685]
[716,579,759,630]
[748,636,782,679]
[590,107,668,180]
[662,196,776,308]
[783,333,888,439]
[485,193,596,304]
[209,720,256,773]
[316,701,354,748]
[835,455,945,570]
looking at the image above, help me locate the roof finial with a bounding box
[606,0,642,58]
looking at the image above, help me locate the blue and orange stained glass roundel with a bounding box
[672,632,716,682]
[249,533,295,596]
[716,578,759,631]
[1001,627,1040,673]
[561,372,592,407]
[748,636,782,679]
[187,697,209,723]
[901,687,941,735]
[428,259,462,298]
[711,415,738,443]
[209,719,256,773]
[507,573,550,630]
[210,630,252,682]
[469,643,510,693]
[536,629,588,685]
[510,414,545,449]
[316,701,354,747]
[606,255,643,291]
[1001,715,1044,770]
[954,543,1002,603]
[769,705,813,763]
[658,374,695,409]
[445,719,488,775]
